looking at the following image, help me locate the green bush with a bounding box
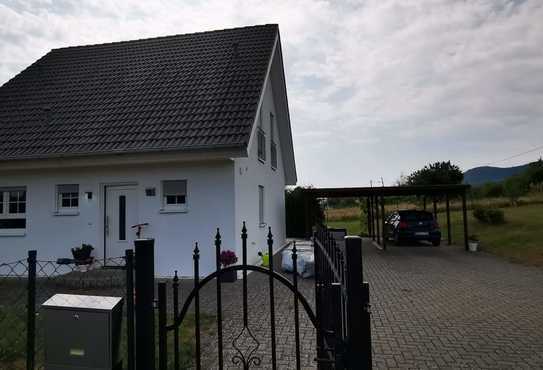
[473,206,505,224]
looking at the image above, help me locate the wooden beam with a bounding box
[446,194,452,245]
[375,196,381,245]
[462,193,469,251]
[381,196,386,250]
[366,197,371,238]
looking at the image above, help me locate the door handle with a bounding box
[105,216,110,236]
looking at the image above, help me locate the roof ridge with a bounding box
[52,24,278,52]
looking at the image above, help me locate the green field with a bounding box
[328,203,543,267]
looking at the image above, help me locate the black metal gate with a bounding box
[313,226,372,369]
[155,223,372,370]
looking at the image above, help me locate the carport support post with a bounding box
[369,197,374,240]
[366,197,372,237]
[375,196,380,245]
[446,194,452,245]
[381,196,386,250]
[461,193,469,251]
[135,238,156,370]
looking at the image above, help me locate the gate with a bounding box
[156,223,372,369]
[313,226,372,369]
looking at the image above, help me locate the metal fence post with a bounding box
[26,250,37,370]
[125,249,135,370]
[344,237,371,369]
[135,238,155,370]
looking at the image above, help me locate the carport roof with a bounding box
[305,184,470,198]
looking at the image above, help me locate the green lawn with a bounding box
[327,203,543,267]
[0,303,214,370]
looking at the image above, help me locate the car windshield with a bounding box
[400,211,434,221]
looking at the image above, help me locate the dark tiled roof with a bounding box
[0,24,278,160]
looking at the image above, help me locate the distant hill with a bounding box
[463,163,530,185]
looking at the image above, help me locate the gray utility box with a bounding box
[41,294,123,370]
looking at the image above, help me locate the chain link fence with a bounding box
[0,258,29,370]
[0,252,131,370]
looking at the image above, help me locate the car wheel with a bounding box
[431,240,441,246]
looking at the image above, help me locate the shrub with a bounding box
[486,208,505,224]
[219,250,238,267]
[472,206,505,224]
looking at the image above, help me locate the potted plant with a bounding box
[468,235,479,252]
[71,243,94,264]
[219,250,238,283]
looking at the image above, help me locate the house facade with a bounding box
[0,25,296,276]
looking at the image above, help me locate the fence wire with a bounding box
[0,254,130,370]
[0,259,29,370]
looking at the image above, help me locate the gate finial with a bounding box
[193,242,200,260]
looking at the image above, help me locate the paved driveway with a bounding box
[367,242,543,369]
[186,240,543,369]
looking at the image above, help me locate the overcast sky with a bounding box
[1,0,542,186]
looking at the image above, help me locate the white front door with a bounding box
[105,185,139,259]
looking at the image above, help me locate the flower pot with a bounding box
[468,241,479,252]
[219,268,237,283]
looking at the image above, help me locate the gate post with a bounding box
[135,238,156,370]
[125,249,135,370]
[26,250,37,370]
[344,236,371,369]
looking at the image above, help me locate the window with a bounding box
[257,128,266,162]
[270,113,277,170]
[258,185,265,226]
[57,184,79,211]
[0,187,27,234]
[162,180,187,211]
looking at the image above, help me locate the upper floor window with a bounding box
[57,184,79,210]
[162,180,187,212]
[270,113,277,170]
[257,127,266,162]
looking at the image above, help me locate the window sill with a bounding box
[0,229,26,237]
[159,207,188,214]
[54,210,80,216]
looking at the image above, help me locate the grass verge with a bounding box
[327,203,543,267]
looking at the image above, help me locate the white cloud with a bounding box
[1,0,542,186]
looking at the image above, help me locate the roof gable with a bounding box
[0,25,278,160]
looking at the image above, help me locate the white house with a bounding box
[0,25,296,276]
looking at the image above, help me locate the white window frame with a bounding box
[0,187,27,236]
[160,180,188,213]
[258,185,265,227]
[270,113,277,170]
[55,184,80,216]
[257,127,266,163]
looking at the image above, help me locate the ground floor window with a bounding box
[0,187,27,234]
[259,185,265,226]
[162,180,187,211]
[57,184,79,212]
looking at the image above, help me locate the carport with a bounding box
[304,184,471,250]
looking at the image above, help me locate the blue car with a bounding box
[385,210,441,246]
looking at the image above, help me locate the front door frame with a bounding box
[102,182,138,261]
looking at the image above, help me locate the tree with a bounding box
[285,186,324,237]
[503,175,528,205]
[406,161,463,186]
